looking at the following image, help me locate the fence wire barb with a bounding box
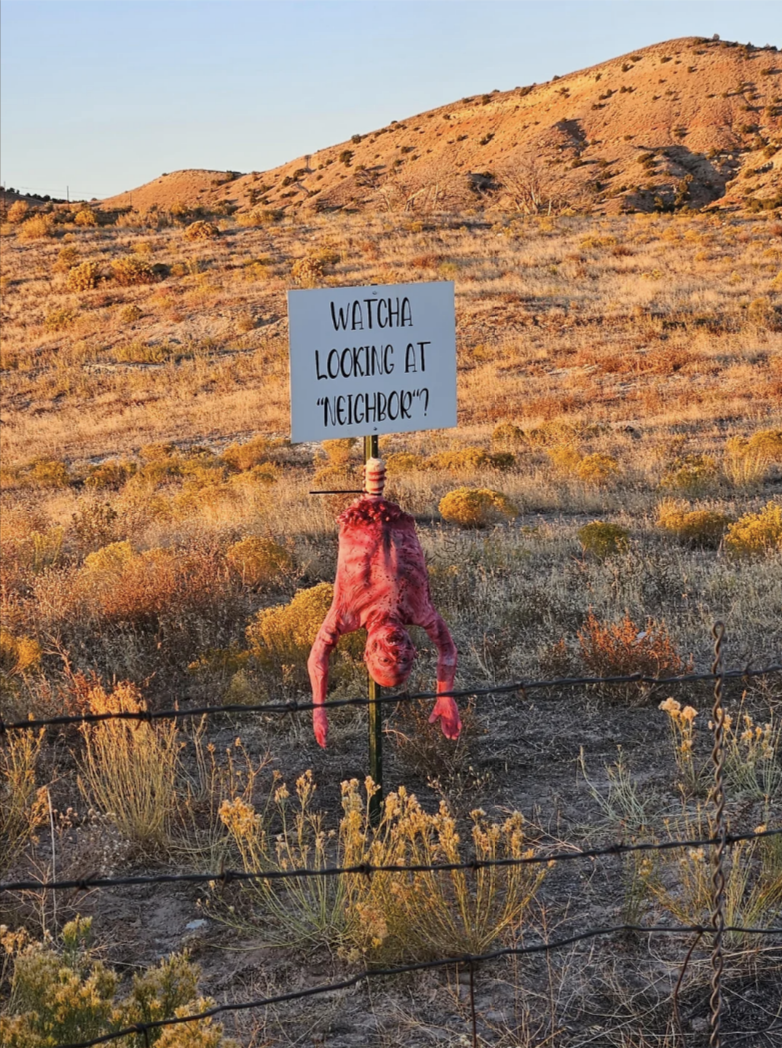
[1,664,779,734]
[3,826,781,895]
[48,922,782,1048]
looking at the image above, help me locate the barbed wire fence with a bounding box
[1,624,781,1048]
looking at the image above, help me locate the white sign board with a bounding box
[288,281,456,443]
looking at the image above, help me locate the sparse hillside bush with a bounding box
[53,244,80,271]
[578,611,690,682]
[429,446,491,471]
[44,307,78,332]
[66,260,101,292]
[118,302,143,324]
[656,499,732,547]
[725,501,782,556]
[492,421,525,447]
[439,487,518,528]
[221,435,273,471]
[184,220,220,240]
[723,436,772,488]
[385,452,427,474]
[86,457,137,490]
[7,200,29,224]
[74,208,98,227]
[577,521,629,558]
[110,255,156,286]
[291,256,325,287]
[17,214,54,240]
[225,536,294,588]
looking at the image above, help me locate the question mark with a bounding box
[421,388,429,415]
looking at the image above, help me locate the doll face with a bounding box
[364,624,416,687]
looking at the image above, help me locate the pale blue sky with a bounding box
[2,1,780,200]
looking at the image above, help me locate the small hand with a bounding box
[313,707,328,748]
[429,696,462,740]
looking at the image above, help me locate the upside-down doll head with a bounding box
[364,623,417,688]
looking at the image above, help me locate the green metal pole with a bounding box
[364,434,383,825]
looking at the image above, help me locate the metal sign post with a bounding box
[364,433,383,825]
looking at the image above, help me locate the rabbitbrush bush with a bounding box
[438,487,518,528]
[725,501,782,555]
[577,521,629,559]
[245,583,363,680]
[218,773,544,961]
[66,260,101,292]
[0,917,237,1047]
[225,536,294,588]
[656,499,732,548]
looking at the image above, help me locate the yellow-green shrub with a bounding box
[222,435,272,472]
[577,453,620,485]
[246,583,362,677]
[86,458,137,490]
[578,521,629,558]
[428,446,491,471]
[7,200,29,224]
[53,244,80,271]
[439,487,518,528]
[725,501,782,556]
[111,255,156,286]
[748,428,782,461]
[660,454,718,494]
[66,260,101,291]
[492,421,525,447]
[24,458,72,488]
[385,452,427,474]
[225,536,294,587]
[547,444,582,474]
[656,499,732,548]
[0,917,236,1048]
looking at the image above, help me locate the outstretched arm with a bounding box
[418,610,461,740]
[307,609,344,748]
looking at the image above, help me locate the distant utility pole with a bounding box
[66,186,69,202]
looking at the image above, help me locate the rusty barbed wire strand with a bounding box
[2,825,781,895]
[1,664,779,734]
[709,622,728,1048]
[47,922,782,1048]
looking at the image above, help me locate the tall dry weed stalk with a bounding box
[78,682,181,850]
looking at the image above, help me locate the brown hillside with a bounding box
[105,35,782,217]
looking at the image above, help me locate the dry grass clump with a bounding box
[66,260,101,292]
[438,487,518,528]
[77,680,180,848]
[44,307,78,332]
[656,499,732,548]
[225,536,294,588]
[725,501,782,555]
[183,220,220,240]
[578,611,690,681]
[0,729,47,876]
[577,521,629,559]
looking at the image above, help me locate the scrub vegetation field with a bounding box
[2,137,782,1046]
